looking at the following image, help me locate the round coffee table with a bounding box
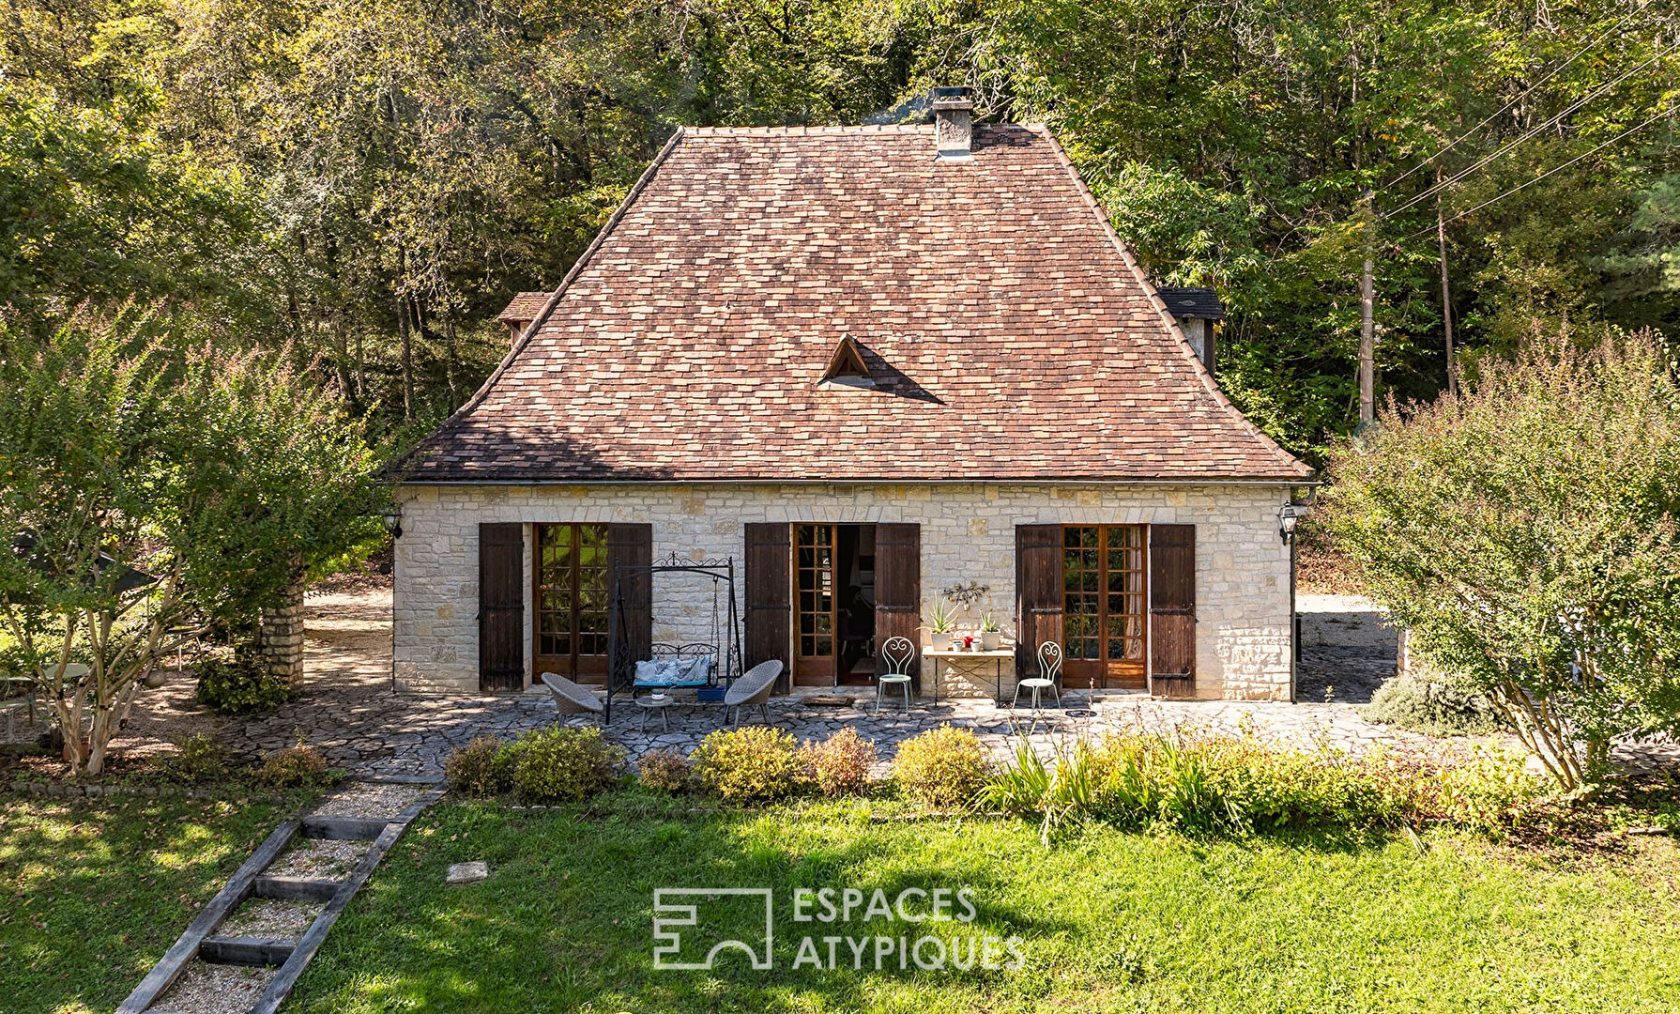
[636,694,673,733]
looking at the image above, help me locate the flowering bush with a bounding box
[801,728,876,797]
[638,749,693,793]
[444,736,515,797]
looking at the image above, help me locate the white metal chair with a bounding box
[1011,641,1063,733]
[875,636,915,713]
[541,672,605,725]
[724,659,783,726]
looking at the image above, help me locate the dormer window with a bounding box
[818,335,875,389]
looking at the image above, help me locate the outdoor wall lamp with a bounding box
[1277,502,1306,544]
[381,505,404,540]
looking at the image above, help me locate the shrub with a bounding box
[157,733,230,784]
[691,726,805,803]
[257,740,331,787]
[892,725,990,808]
[638,749,693,793]
[510,726,625,802]
[801,728,876,797]
[195,658,294,714]
[1362,670,1502,737]
[444,736,514,797]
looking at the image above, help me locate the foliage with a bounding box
[509,726,626,803]
[691,726,806,803]
[257,740,332,788]
[1362,671,1503,737]
[444,736,515,797]
[924,598,956,635]
[155,733,231,785]
[194,658,295,715]
[799,727,876,798]
[891,724,990,808]
[1320,330,1680,791]
[283,797,1680,1013]
[0,306,382,776]
[636,748,693,794]
[981,732,1549,842]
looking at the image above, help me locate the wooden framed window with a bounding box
[1062,525,1147,689]
[794,523,837,681]
[534,523,610,680]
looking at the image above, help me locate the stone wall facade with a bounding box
[255,582,306,684]
[392,482,1297,701]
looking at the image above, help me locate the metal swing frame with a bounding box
[604,553,743,724]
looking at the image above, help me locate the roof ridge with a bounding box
[1037,130,1313,481]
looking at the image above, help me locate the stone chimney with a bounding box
[931,86,974,158]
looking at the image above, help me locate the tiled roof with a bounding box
[1157,287,1225,321]
[496,291,550,324]
[401,124,1312,483]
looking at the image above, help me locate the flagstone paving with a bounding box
[114,586,1677,777]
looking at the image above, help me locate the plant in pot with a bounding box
[979,612,1003,650]
[925,599,957,648]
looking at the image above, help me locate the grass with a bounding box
[290,791,1680,1013]
[0,789,315,1014]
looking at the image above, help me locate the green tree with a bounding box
[1318,329,1680,791]
[0,306,382,777]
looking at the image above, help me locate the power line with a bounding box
[1380,0,1655,192]
[1380,39,1677,220]
[1403,103,1678,241]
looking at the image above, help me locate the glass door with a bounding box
[794,523,837,684]
[1062,525,1148,689]
[533,523,611,681]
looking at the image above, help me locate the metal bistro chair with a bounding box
[1011,641,1063,733]
[875,636,916,713]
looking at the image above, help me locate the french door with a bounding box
[1062,525,1148,689]
[533,523,611,681]
[793,523,837,684]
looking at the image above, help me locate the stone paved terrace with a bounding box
[92,586,1677,778]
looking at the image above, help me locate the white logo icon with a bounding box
[652,888,774,970]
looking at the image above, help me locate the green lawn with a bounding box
[291,794,1680,1013]
[0,790,312,1014]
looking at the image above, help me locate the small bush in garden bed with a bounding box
[638,749,692,793]
[801,728,876,798]
[445,736,516,797]
[691,726,805,803]
[892,725,990,808]
[257,740,333,788]
[195,658,294,714]
[511,726,626,802]
[1361,670,1502,737]
[156,733,232,784]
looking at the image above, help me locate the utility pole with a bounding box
[1435,169,1458,398]
[1358,189,1375,425]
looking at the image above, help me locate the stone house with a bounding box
[392,90,1314,702]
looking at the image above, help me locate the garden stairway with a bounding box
[119,778,442,1014]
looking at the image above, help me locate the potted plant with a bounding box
[979,612,1003,650]
[925,599,957,648]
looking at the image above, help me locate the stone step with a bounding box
[200,934,297,967]
[300,815,388,841]
[252,875,341,903]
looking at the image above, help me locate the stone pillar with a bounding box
[256,582,306,684]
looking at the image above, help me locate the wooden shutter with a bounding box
[477,522,525,692]
[1015,525,1064,676]
[873,523,921,680]
[1149,524,1197,699]
[744,523,790,683]
[607,524,653,683]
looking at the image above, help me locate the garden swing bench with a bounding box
[602,553,745,724]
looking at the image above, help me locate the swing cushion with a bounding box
[634,656,713,688]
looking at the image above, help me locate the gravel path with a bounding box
[151,961,274,1014]
[220,898,319,938]
[265,838,367,880]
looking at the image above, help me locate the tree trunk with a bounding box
[1435,170,1458,398]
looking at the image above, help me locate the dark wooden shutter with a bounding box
[608,524,653,683]
[873,523,921,680]
[1149,524,1197,699]
[477,522,524,692]
[1015,525,1064,676]
[744,523,790,684]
